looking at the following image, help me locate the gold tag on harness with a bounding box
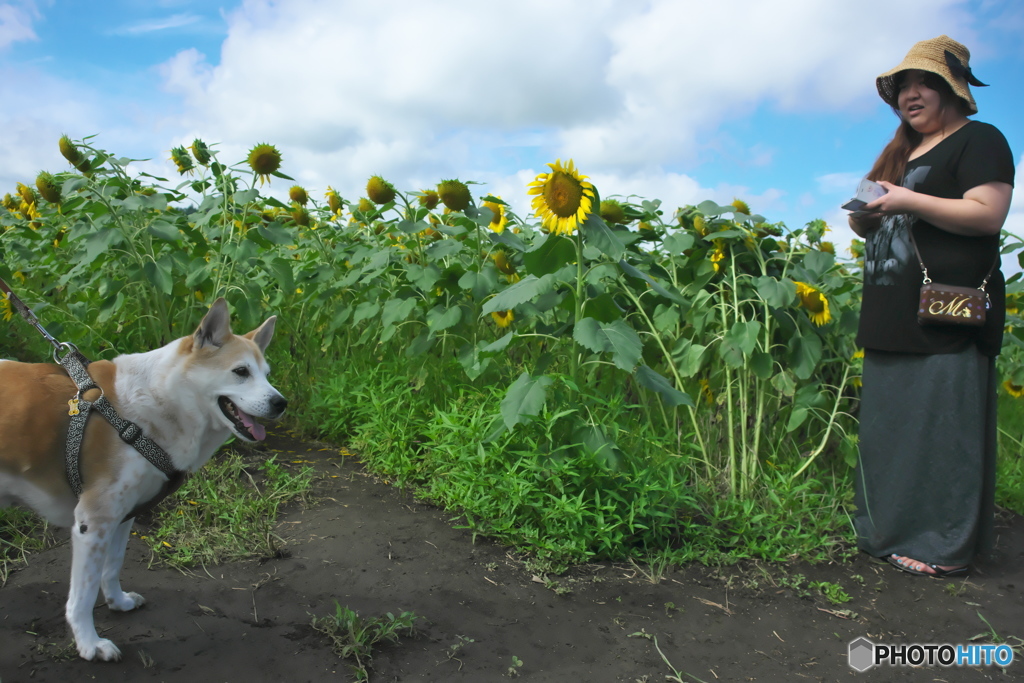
[68,397,80,416]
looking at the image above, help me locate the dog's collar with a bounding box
[60,349,186,520]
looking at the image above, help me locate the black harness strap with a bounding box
[59,349,186,521]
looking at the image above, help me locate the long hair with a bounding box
[867,72,971,185]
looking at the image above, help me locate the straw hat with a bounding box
[876,35,987,115]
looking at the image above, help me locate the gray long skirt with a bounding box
[853,345,998,566]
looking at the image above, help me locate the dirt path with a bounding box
[2,433,1022,682]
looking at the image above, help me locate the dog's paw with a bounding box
[106,591,145,612]
[78,638,123,661]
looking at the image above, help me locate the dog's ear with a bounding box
[194,298,232,349]
[245,315,277,353]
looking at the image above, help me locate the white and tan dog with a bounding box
[0,298,286,661]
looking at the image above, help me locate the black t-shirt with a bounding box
[857,121,1015,357]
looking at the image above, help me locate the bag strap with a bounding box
[906,224,998,290]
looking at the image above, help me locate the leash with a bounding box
[1,276,185,518]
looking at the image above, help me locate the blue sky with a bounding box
[2,0,1022,265]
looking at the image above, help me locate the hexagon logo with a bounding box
[848,637,875,672]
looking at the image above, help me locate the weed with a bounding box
[507,655,524,677]
[629,630,707,683]
[445,635,475,670]
[142,451,314,568]
[0,508,61,585]
[810,580,852,605]
[311,603,421,682]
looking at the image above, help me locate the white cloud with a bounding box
[0,1,39,50]
[111,12,202,36]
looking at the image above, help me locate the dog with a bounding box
[0,298,286,661]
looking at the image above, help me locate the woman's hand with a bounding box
[862,180,1011,236]
[863,181,916,215]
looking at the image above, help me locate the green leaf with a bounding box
[635,365,693,407]
[147,219,181,242]
[719,321,760,368]
[404,263,442,291]
[617,259,685,304]
[524,234,576,277]
[186,257,211,288]
[573,318,642,371]
[501,372,553,429]
[674,340,707,378]
[662,232,694,256]
[803,250,835,277]
[79,228,124,265]
[771,370,797,398]
[426,304,462,333]
[268,257,295,293]
[580,213,625,260]
[234,188,260,204]
[425,239,464,261]
[481,274,555,314]
[381,297,417,327]
[756,276,797,309]
[749,349,774,380]
[789,332,823,380]
[143,256,174,296]
[786,407,809,433]
[257,221,294,245]
[352,301,380,325]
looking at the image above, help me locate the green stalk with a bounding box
[790,364,852,480]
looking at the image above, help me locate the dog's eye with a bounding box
[233,367,250,378]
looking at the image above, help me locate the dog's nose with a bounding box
[270,395,288,416]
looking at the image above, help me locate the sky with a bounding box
[2,0,1023,270]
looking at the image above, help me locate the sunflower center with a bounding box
[543,171,584,218]
[799,291,825,313]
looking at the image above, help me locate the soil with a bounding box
[1,432,1022,683]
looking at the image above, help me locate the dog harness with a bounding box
[60,347,186,521]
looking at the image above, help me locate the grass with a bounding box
[302,352,856,570]
[310,602,421,682]
[0,508,61,586]
[141,450,315,568]
[996,393,1024,515]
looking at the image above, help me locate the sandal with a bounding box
[887,554,969,578]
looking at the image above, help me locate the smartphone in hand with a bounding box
[842,178,887,211]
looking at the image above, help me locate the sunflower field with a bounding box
[2,137,1023,567]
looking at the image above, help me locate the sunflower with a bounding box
[710,244,726,272]
[289,185,309,206]
[731,198,751,215]
[437,179,471,212]
[190,139,212,165]
[483,197,508,233]
[35,172,61,204]
[367,175,396,205]
[0,293,13,322]
[599,199,626,224]
[794,282,832,326]
[1004,380,1024,399]
[59,134,90,172]
[492,249,516,275]
[527,158,595,236]
[490,309,514,328]
[699,379,714,406]
[418,189,440,210]
[819,241,835,255]
[247,143,282,185]
[325,187,343,215]
[17,182,36,206]
[2,193,17,211]
[356,197,375,214]
[291,206,310,227]
[170,146,194,175]
[692,214,708,237]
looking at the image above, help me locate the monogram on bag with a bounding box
[917,282,988,326]
[909,228,995,328]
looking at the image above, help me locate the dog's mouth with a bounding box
[218,396,267,442]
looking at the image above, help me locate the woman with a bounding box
[849,35,1014,576]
